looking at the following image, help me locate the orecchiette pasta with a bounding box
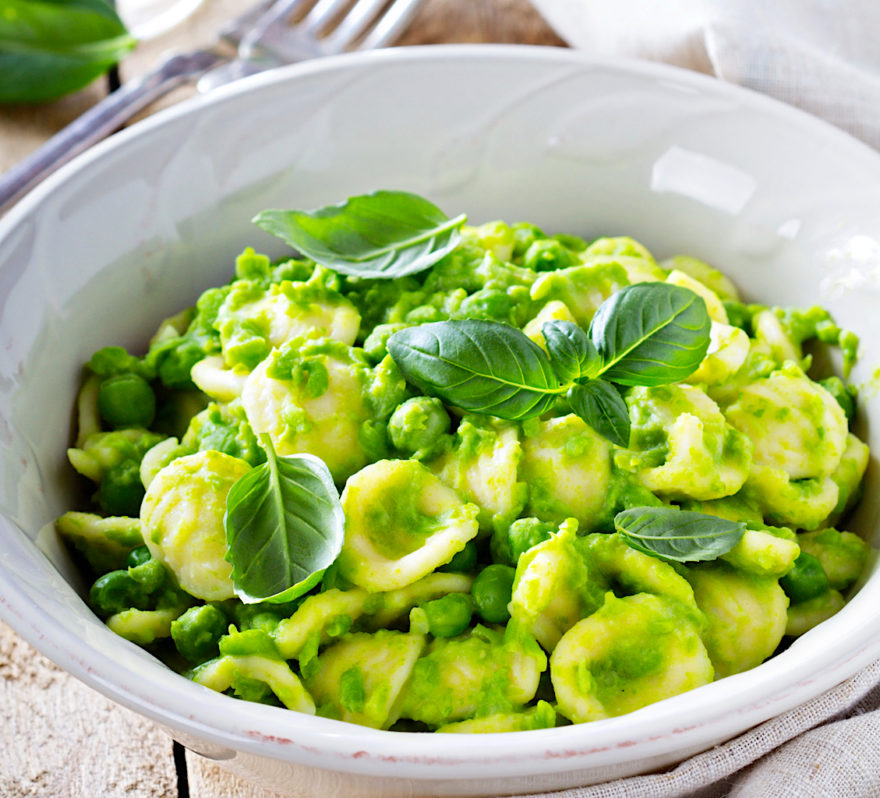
[57,210,870,733]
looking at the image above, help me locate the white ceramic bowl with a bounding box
[1,46,879,797]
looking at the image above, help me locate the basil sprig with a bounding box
[0,0,136,104]
[388,282,711,446]
[614,506,746,563]
[591,283,715,386]
[253,190,466,279]
[384,319,562,420]
[224,436,344,604]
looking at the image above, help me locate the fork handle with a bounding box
[0,50,226,215]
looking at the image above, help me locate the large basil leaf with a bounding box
[567,379,630,447]
[614,506,745,563]
[590,283,711,386]
[0,0,135,104]
[253,190,466,279]
[387,320,564,420]
[225,441,344,604]
[541,320,602,383]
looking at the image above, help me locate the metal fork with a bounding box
[0,0,423,214]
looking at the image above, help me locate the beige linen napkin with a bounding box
[518,660,880,797]
[521,2,880,795]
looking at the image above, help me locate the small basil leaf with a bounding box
[614,506,746,563]
[253,190,466,279]
[567,379,630,447]
[225,443,344,604]
[387,320,564,420]
[542,320,602,383]
[0,0,135,104]
[590,283,711,386]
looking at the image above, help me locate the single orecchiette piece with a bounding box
[241,341,374,482]
[742,465,839,531]
[550,592,713,723]
[429,415,526,534]
[618,384,752,501]
[725,364,848,481]
[141,450,250,601]
[215,273,360,370]
[190,355,248,403]
[685,561,788,678]
[666,269,728,324]
[273,588,373,659]
[509,519,606,651]
[529,261,630,326]
[581,533,701,616]
[397,626,546,727]
[796,528,869,591]
[519,414,613,530]
[107,607,185,645]
[305,631,425,729]
[336,460,480,592]
[191,654,316,714]
[685,322,750,387]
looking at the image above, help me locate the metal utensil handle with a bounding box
[0,50,225,215]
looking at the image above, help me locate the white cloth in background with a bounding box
[520,2,880,795]
[529,0,880,150]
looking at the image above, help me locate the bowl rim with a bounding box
[3,43,880,781]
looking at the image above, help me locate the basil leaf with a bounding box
[542,320,602,383]
[0,0,135,104]
[225,442,344,604]
[387,320,564,420]
[253,190,466,279]
[567,379,630,447]
[614,506,746,563]
[590,283,711,386]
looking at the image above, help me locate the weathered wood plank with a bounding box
[0,621,178,798]
[187,752,285,798]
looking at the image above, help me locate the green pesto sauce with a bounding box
[363,500,436,560]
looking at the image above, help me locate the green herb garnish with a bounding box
[253,190,466,279]
[387,282,711,446]
[224,436,344,604]
[614,507,746,563]
[0,0,135,104]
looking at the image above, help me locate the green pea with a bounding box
[171,604,227,664]
[125,545,152,569]
[98,373,156,429]
[471,564,516,624]
[97,459,145,517]
[511,222,546,259]
[128,558,166,593]
[780,552,830,604]
[388,397,450,458]
[438,540,479,574]
[421,593,473,638]
[506,518,554,564]
[522,239,576,272]
[89,570,145,617]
